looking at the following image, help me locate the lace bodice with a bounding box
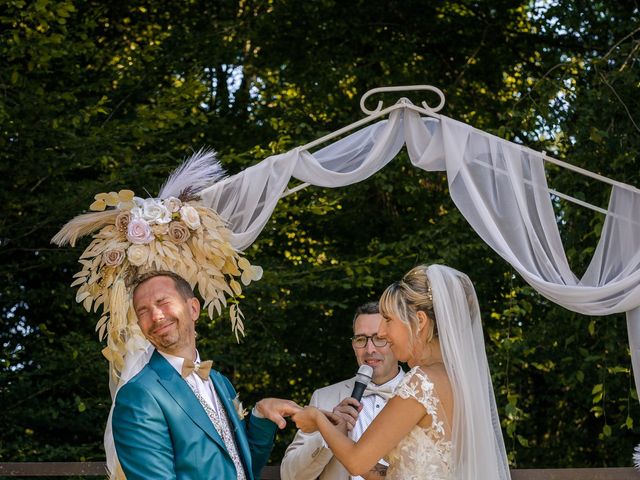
[385,366,453,480]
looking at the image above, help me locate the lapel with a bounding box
[148,350,227,453]
[209,370,253,476]
[341,377,356,400]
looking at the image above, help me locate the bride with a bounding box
[292,264,511,479]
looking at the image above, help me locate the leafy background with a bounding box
[1,0,639,471]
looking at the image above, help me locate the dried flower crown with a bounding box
[51,150,262,376]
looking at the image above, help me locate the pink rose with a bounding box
[127,218,154,244]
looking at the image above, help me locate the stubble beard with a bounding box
[148,320,181,352]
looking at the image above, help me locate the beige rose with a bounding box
[167,221,191,244]
[115,211,132,233]
[179,204,201,230]
[127,244,149,267]
[103,249,125,267]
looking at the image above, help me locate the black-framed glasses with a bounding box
[351,334,388,348]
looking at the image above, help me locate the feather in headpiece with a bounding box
[158,148,226,199]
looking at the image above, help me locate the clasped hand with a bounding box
[255,398,303,429]
[330,397,362,432]
[292,404,351,434]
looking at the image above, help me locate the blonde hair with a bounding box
[379,265,437,347]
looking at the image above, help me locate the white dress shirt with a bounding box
[350,368,405,480]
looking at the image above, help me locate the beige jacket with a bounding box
[280,377,356,480]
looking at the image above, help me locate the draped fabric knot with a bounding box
[181,359,213,380]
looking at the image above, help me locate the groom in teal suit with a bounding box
[113,271,301,479]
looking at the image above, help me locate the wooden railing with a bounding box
[0,463,638,479]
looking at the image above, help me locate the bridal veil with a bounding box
[428,264,511,479]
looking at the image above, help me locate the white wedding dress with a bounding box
[383,266,510,480]
[385,366,453,480]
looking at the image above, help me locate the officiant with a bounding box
[280,301,404,480]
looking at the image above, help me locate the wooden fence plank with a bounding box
[1,463,639,479]
[0,462,106,476]
[510,468,640,480]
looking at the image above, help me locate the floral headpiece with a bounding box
[51,150,262,376]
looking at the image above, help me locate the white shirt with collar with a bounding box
[351,368,405,441]
[350,368,405,480]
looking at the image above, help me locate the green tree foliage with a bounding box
[1,0,638,469]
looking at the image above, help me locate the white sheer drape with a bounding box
[200,110,408,249]
[435,114,640,315]
[198,104,640,390]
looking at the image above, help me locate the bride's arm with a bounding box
[292,396,426,477]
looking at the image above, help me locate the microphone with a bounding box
[351,364,374,402]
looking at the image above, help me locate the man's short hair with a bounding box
[352,301,380,330]
[132,270,195,301]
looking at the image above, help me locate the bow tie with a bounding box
[181,359,213,380]
[363,383,394,400]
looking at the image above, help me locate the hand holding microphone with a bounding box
[332,364,374,431]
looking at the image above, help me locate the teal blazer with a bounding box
[113,350,276,479]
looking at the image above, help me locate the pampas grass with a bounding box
[51,210,119,247]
